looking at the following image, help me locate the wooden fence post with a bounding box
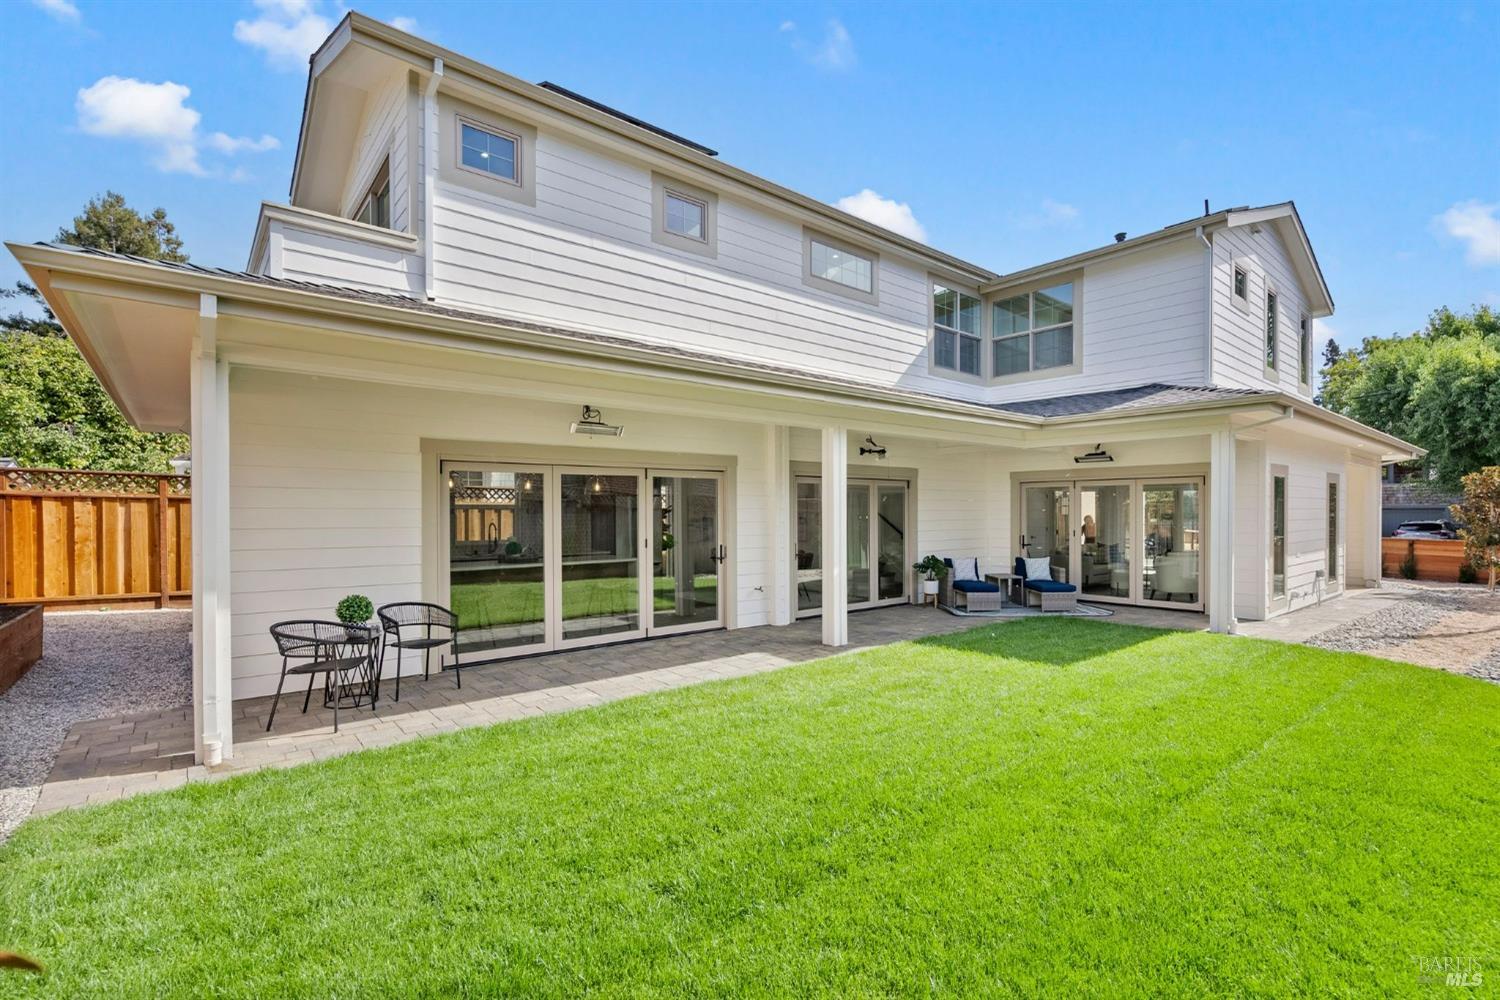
[156,475,170,608]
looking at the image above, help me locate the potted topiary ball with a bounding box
[335,594,375,637]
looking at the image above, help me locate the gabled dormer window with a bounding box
[354,159,390,229]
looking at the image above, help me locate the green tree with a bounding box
[1319,306,1500,485]
[56,191,188,262]
[1,283,190,471]
[1451,467,1500,591]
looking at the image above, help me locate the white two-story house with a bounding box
[9,13,1419,764]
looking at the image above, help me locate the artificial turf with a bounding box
[1,619,1495,997]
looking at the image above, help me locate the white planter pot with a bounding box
[922,579,939,596]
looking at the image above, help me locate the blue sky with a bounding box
[2,0,1497,349]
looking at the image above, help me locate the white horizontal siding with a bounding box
[278,223,423,296]
[341,70,410,230]
[985,238,1209,405]
[1211,225,1312,395]
[1261,432,1349,618]
[426,127,968,398]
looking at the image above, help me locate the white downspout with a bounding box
[422,58,443,301]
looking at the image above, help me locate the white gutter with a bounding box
[422,57,443,301]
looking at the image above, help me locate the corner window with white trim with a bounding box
[932,283,981,376]
[1265,290,1279,371]
[991,281,1076,378]
[458,118,520,184]
[1299,313,1313,387]
[353,158,391,229]
[803,232,877,303]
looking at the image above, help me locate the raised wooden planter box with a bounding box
[0,604,43,694]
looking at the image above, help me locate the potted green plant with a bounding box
[912,555,948,597]
[335,594,375,637]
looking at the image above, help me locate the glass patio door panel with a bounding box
[447,465,548,656]
[1021,485,1071,582]
[1080,483,1131,600]
[1142,481,1203,607]
[650,473,722,632]
[876,485,906,600]
[847,484,872,605]
[796,480,822,611]
[559,471,642,642]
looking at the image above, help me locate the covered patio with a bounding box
[30,603,1200,817]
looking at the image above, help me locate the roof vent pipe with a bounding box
[1114,232,1126,243]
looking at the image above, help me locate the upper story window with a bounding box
[664,190,707,241]
[802,232,877,303]
[354,159,390,229]
[811,238,872,293]
[1299,314,1313,387]
[1265,290,1279,370]
[932,284,981,376]
[459,118,520,184]
[992,282,1075,378]
[1232,265,1248,302]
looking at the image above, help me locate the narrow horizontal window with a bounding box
[664,191,707,241]
[933,283,981,375]
[811,238,873,294]
[460,120,519,183]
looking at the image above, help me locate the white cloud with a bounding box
[835,189,927,242]
[1435,200,1500,267]
[31,0,80,23]
[207,131,280,154]
[784,18,856,72]
[233,0,333,71]
[1016,198,1081,230]
[388,16,420,34]
[1313,318,1338,344]
[76,76,278,177]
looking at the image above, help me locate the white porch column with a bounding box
[821,426,848,646]
[1359,463,1383,587]
[190,293,233,764]
[1208,427,1237,634]
[766,425,793,626]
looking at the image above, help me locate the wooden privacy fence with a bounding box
[1,468,191,609]
[1381,537,1471,583]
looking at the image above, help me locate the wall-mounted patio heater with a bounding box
[570,405,624,437]
[1074,444,1113,464]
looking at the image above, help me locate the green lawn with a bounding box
[2,620,1497,997]
[451,575,718,626]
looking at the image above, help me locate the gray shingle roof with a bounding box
[987,383,1272,418]
[29,241,1281,426]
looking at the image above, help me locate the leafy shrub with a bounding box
[1399,544,1419,580]
[336,594,374,624]
[1458,561,1478,584]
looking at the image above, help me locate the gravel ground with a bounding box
[0,610,190,841]
[1305,582,1500,683]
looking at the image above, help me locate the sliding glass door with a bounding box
[445,462,723,663]
[559,470,643,645]
[447,465,548,657]
[650,472,723,634]
[795,477,909,616]
[1020,477,1205,611]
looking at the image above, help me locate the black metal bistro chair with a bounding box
[266,620,380,733]
[377,602,460,701]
